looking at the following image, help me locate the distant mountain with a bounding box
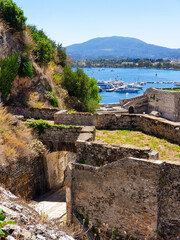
[66,36,180,60]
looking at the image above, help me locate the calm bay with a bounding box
[82,68,180,104]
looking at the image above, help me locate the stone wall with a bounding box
[38,126,95,152]
[96,113,140,130]
[46,151,76,189]
[7,106,59,120]
[139,114,180,144]
[67,158,180,239]
[68,158,161,239]
[54,111,180,144]
[157,161,180,239]
[145,88,180,121]
[0,156,49,200]
[120,95,148,113]
[76,141,158,166]
[54,110,96,126]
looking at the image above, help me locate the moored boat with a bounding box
[115,86,140,93]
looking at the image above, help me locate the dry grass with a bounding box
[0,104,47,164]
[95,129,180,162]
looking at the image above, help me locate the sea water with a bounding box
[81,68,180,104]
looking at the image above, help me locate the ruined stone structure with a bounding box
[67,158,180,239]
[0,155,49,200]
[7,106,59,120]
[119,87,180,122]
[3,107,180,239]
[54,111,180,144]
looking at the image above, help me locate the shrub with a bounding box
[63,66,101,113]
[45,91,59,107]
[0,53,19,101]
[53,73,61,83]
[27,25,55,64]
[56,44,67,67]
[0,0,27,31]
[34,39,54,64]
[49,91,59,107]
[19,55,33,78]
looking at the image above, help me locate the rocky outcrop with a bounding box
[0,186,74,240]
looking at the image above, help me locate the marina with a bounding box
[82,67,180,103]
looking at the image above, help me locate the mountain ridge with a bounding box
[66,36,180,60]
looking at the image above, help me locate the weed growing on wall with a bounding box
[28,119,51,134]
[28,119,74,134]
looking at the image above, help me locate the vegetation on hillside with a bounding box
[0,53,19,101]
[0,0,27,31]
[0,0,101,112]
[0,104,47,163]
[73,58,180,70]
[63,66,101,112]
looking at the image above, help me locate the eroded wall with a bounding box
[68,158,180,239]
[69,158,161,239]
[7,106,59,120]
[46,151,76,189]
[145,88,180,121]
[0,156,49,200]
[157,162,180,238]
[76,141,158,166]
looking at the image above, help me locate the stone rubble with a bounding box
[0,187,74,240]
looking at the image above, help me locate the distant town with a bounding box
[72,58,180,70]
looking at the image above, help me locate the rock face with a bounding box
[0,20,61,108]
[0,187,74,240]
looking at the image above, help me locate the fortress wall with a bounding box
[145,88,180,121]
[54,111,180,144]
[7,106,59,120]
[69,158,161,239]
[139,115,180,144]
[96,113,141,129]
[54,111,96,126]
[0,126,95,199]
[38,126,95,152]
[46,151,76,189]
[157,162,180,238]
[38,126,83,152]
[68,158,180,239]
[0,156,49,200]
[76,141,158,167]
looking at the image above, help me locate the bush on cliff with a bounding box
[63,66,101,113]
[27,25,67,67]
[19,55,33,78]
[0,0,27,31]
[0,53,19,101]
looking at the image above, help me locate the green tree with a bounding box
[0,0,27,31]
[56,44,67,67]
[27,25,55,64]
[34,39,54,64]
[138,59,144,67]
[63,66,101,113]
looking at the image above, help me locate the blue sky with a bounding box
[13,0,180,48]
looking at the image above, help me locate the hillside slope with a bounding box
[0,20,68,109]
[66,36,180,60]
